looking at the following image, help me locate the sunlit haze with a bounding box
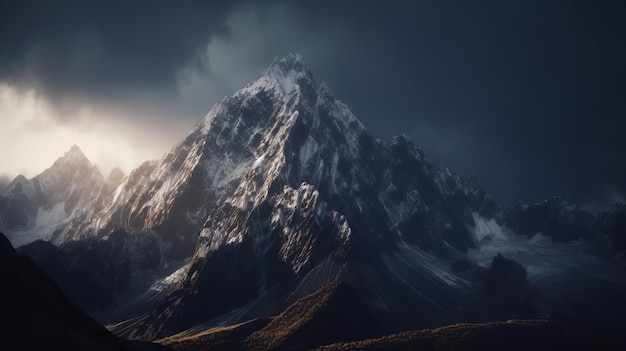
[0,84,191,179]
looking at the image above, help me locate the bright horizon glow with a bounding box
[0,84,187,181]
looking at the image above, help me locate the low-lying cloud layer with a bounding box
[1,0,625,211]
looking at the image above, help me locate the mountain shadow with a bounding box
[0,232,167,351]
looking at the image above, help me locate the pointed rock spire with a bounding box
[58,144,91,166]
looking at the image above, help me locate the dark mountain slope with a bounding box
[0,232,166,351]
[159,282,609,351]
[243,281,380,350]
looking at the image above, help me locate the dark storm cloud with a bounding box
[0,0,240,102]
[262,0,626,211]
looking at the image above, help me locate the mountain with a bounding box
[3,54,626,347]
[0,232,166,351]
[112,54,625,341]
[16,229,133,315]
[0,145,112,247]
[498,196,595,243]
[117,53,503,339]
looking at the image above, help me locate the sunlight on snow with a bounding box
[253,154,265,168]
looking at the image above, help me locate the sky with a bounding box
[0,0,625,212]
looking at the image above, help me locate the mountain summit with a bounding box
[3,55,626,345]
[0,144,105,247]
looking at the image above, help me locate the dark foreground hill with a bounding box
[0,232,166,351]
[0,227,617,351]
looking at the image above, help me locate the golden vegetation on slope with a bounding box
[159,281,380,351]
[315,319,603,351]
[158,318,271,351]
[243,281,380,351]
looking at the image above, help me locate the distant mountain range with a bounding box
[1,54,625,349]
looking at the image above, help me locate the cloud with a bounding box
[0,84,185,178]
[0,0,243,109]
[0,0,254,181]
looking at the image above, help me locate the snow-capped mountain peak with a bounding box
[236,53,315,102]
[269,52,312,82]
[64,144,89,162]
[38,145,101,194]
[125,54,508,339]
[272,52,308,71]
[0,144,106,247]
